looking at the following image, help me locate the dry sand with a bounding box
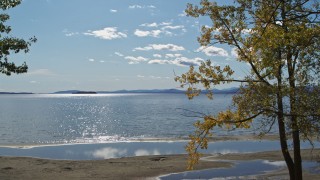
[0,155,232,180]
[0,149,319,180]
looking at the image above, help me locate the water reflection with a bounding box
[159,160,279,179]
[89,147,128,159]
[0,140,318,179]
[134,149,161,156]
[159,160,319,180]
[0,140,318,160]
[87,147,168,159]
[262,160,286,167]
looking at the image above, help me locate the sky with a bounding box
[1,0,249,93]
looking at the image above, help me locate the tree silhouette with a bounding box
[0,0,36,76]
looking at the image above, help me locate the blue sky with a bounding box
[1,0,248,93]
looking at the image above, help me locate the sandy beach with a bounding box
[0,148,319,180]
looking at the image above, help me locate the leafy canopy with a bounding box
[0,0,36,76]
[175,0,320,170]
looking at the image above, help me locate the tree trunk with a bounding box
[292,127,302,180]
[276,55,295,179]
[288,66,302,180]
[277,92,295,179]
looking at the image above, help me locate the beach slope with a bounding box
[0,149,319,180]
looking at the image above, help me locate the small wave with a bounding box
[70,136,189,144]
[0,136,189,149]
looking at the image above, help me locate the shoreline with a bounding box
[0,149,319,180]
[0,134,281,148]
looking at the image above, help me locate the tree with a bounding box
[175,0,320,179]
[0,0,36,76]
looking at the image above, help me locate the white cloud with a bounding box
[63,29,79,37]
[84,27,127,40]
[276,21,283,26]
[129,5,156,9]
[29,81,38,84]
[134,46,153,51]
[129,5,142,9]
[137,22,185,37]
[134,29,162,37]
[110,9,117,13]
[163,31,173,36]
[148,59,171,65]
[137,22,186,37]
[241,28,252,34]
[137,75,170,80]
[148,57,204,67]
[114,52,124,57]
[231,47,238,58]
[134,28,184,38]
[173,57,204,66]
[134,44,185,51]
[140,22,158,27]
[153,54,162,58]
[160,25,186,36]
[125,56,148,61]
[100,60,105,63]
[125,56,149,64]
[197,46,229,57]
[65,32,79,37]
[149,76,162,79]
[160,22,172,26]
[139,22,171,27]
[162,25,184,30]
[89,58,95,62]
[165,53,182,58]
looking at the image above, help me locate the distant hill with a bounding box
[53,90,80,94]
[53,88,239,94]
[0,92,33,94]
[211,87,240,94]
[72,91,97,94]
[54,90,97,94]
[98,89,184,94]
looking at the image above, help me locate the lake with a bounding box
[0,93,276,145]
[1,93,318,179]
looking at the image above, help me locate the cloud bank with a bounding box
[134,44,185,51]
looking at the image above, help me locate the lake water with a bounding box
[0,140,288,160]
[0,93,275,145]
[0,93,318,178]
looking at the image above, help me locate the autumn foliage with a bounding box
[176,1,320,179]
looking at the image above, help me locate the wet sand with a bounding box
[0,149,319,180]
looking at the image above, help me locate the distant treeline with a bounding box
[54,88,240,94]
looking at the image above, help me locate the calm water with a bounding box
[0,140,287,160]
[0,93,274,145]
[0,93,318,178]
[160,160,320,180]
